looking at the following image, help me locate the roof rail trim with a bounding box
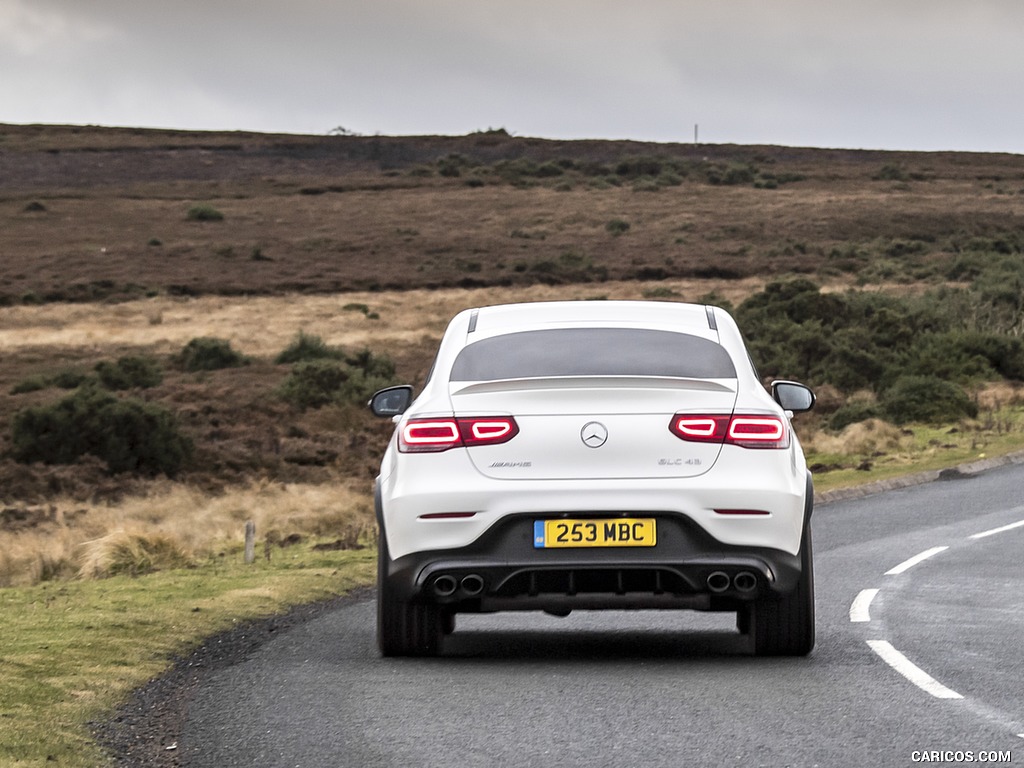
[705,305,718,331]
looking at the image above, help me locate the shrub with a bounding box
[534,161,564,178]
[275,331,346,364]
[277,350,397,410]
[493,158,539,183]
[615,156,665,177]
[735,279,961,391]
[11,369,99,394]
[10,376,48,395]
[277,360,351,410]
[606,219,631,236]
[95,356,163,390]
[11,386,192,476]
[345,348,395,380]
[829,402,881,431]
[51,370,91,389]
[706,163,756,185]
[174,337,248,372]
[186,204,224,222]
[879,376,978,425]
[875,164,908,181]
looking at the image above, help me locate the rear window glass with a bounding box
[450,328,736,381]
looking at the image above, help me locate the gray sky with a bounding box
[3,0,1024,153]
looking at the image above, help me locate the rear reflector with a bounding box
[400,416,519,453]
[419,512,478,520]
[714,509,772,516]
[670,414,790,449]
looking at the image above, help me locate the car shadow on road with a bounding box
[441,628,754,660]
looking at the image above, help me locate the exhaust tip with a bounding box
[734,571,758,593]
[706,571,730,594]
[461,574,485,597]
[433,575,458,597]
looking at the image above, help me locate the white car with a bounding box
[369,301,816,657]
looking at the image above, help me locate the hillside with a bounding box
[3,123,1024,304]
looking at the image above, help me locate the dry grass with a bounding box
[0,479,374,587]
[0,278,770,357]
[804,418,909,456]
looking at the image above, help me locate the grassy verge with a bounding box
[0,546,374,767]
[808,405,1024,493]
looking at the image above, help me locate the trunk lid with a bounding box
[449,376,737,480]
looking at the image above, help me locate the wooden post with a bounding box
[244,520,256,564]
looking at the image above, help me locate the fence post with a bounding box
[244,520,256,564]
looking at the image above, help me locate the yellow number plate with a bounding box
[534,519,657,548]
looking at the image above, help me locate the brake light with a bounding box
[671,416,730,441]
[401,420,461,450]
[399,416,519,453]
[670,414,789,449]
[461,418,518,445]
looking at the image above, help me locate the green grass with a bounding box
[808,407,1024,493]
[0,546,374,766]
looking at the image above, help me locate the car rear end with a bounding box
[373,301,815,656]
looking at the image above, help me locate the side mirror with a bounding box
[369,385,414,417]
[771,381,815,413]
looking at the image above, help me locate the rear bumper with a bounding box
[379,455,810,560]
[381,511,806,613]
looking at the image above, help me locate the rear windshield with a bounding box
[450,328,736,381]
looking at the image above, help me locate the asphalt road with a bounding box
[178,464,1024,767]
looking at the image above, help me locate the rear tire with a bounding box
[377,533,444,657]
[749,527,815,656]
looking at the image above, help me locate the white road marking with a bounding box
[850,588,880,623]
[866,640,963,700]
[885,546,949,575]
[969,519,1024,540]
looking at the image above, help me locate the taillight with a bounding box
[400,420,461,451]
[399,416,519,453]
[669,414,789,449]
[460,418,518,446]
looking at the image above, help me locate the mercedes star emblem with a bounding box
[581,421,609,448]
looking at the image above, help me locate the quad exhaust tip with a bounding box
[706,570,758,594]
[706,571,730,593]
[433,574,485,598]
[433,575,458,597]
[461,574,485,596]
[734,571,758,593]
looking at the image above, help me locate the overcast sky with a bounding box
[3,0,1024,153]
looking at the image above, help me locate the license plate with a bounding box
[533,518,657,548]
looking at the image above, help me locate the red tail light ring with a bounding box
[400,416,519,453]
[670,414,790,449]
